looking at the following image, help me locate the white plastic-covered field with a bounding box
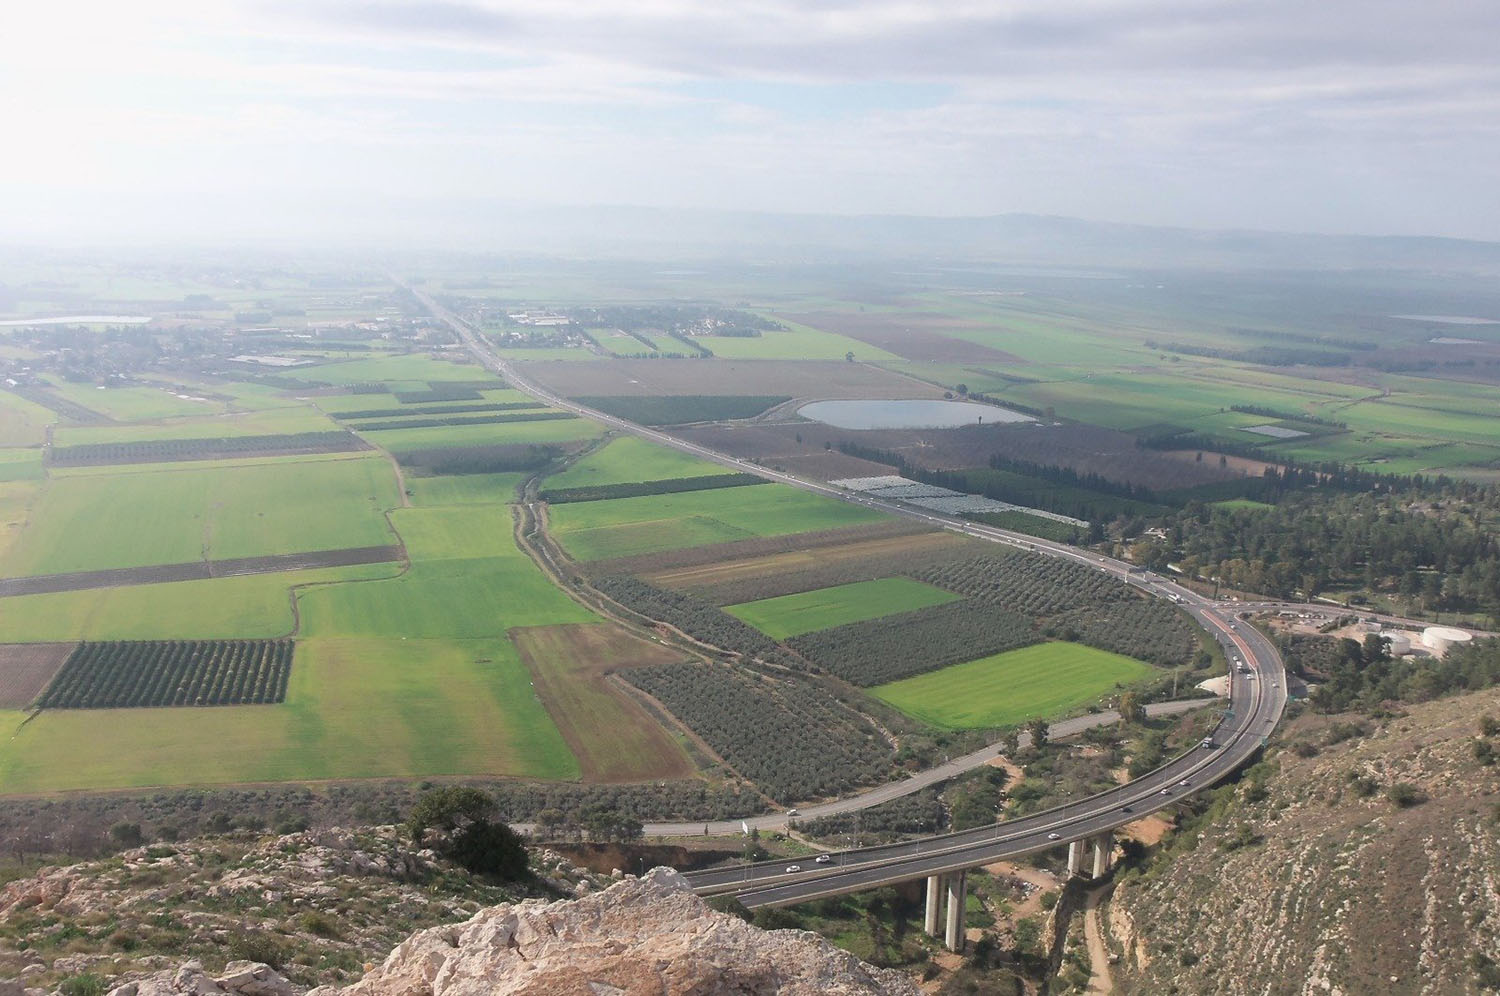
[830,476,1088,527]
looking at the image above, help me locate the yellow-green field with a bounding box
[870,642,1153,729]
[0,637,579,792]
[544,436,721,489]
[0,564,400,643]
[297,506,598,639]
[546,484,889,561]
[0,456,400,577]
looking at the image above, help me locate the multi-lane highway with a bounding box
[409,283,1289,905]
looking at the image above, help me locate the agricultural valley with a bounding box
[4,249,1500,993]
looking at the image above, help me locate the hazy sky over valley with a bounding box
[4,0,1498,243]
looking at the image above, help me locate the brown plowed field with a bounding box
[0,643,74,707]
[685,420,1239,491]
[781,311,1023,363]
[581,519,936,578]
[522,358,941,400]
[511,623,695,783]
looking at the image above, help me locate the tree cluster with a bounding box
[540,473,765,504]
[593,575,791,663]
[788,600,1036,686]
[1168,488,1500,612]
[38,640,293,709]
[407,786,528,880]
[49,432,360,466]
[912,553,1128,616]
[1047,600,1202,669]
[1291,635,1500,713]
[625,660,896,803]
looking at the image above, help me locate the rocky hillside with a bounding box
[0,827,602,992]
[1106,686,1500,996]
[1,834,913,996]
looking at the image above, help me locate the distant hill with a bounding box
[417,203,1500,274]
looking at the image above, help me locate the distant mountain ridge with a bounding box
[438,203,1500,273]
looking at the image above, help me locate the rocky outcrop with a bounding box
[107,962,297,996]
[337,867,917,996]
[2,844,917,996]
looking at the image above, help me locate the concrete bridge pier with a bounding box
[922,872,969,953]
[1091,832,1113,879]
[944,870,967,953]
[1067,839,1086,877]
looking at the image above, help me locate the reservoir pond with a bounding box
[797,399,1033,430]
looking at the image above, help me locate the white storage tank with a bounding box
[1422,626,1473,655]
[1380,631,1412,655]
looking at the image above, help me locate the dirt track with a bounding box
[0,545,403,597]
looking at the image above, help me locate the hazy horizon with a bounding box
[4,1,1499,247]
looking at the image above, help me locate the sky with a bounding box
[2,0,1498,244]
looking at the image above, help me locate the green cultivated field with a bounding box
[269,353,491,387]
[42,381,217,421]
[297,506,597,639]
[357,416,600,452]
[871,642,1152,729]
[0,636,578,792]
[545,436,721,489]
[0,449,43,482]
[405,472,527,506]
[47,450,376,480]
[726,577,959,639]
[0,456,400,577]
[546,484,889,561]
[52,408,340,446]
[315,388,536,414]
[0,391,53,447]
[1212,498,1275,511]
[0,564,400,643]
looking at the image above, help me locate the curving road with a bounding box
[407,283,1289,904]
[691,603,1282,907]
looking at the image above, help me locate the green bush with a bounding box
[298,911,341,939]
[407,786,529,880]
[59,975,106,996]
[227,929,288,968]
[1386,782,1424,808]
[109,822,144,848]
[444,820,529,880]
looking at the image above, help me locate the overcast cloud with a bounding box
[2,0,1497,243]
